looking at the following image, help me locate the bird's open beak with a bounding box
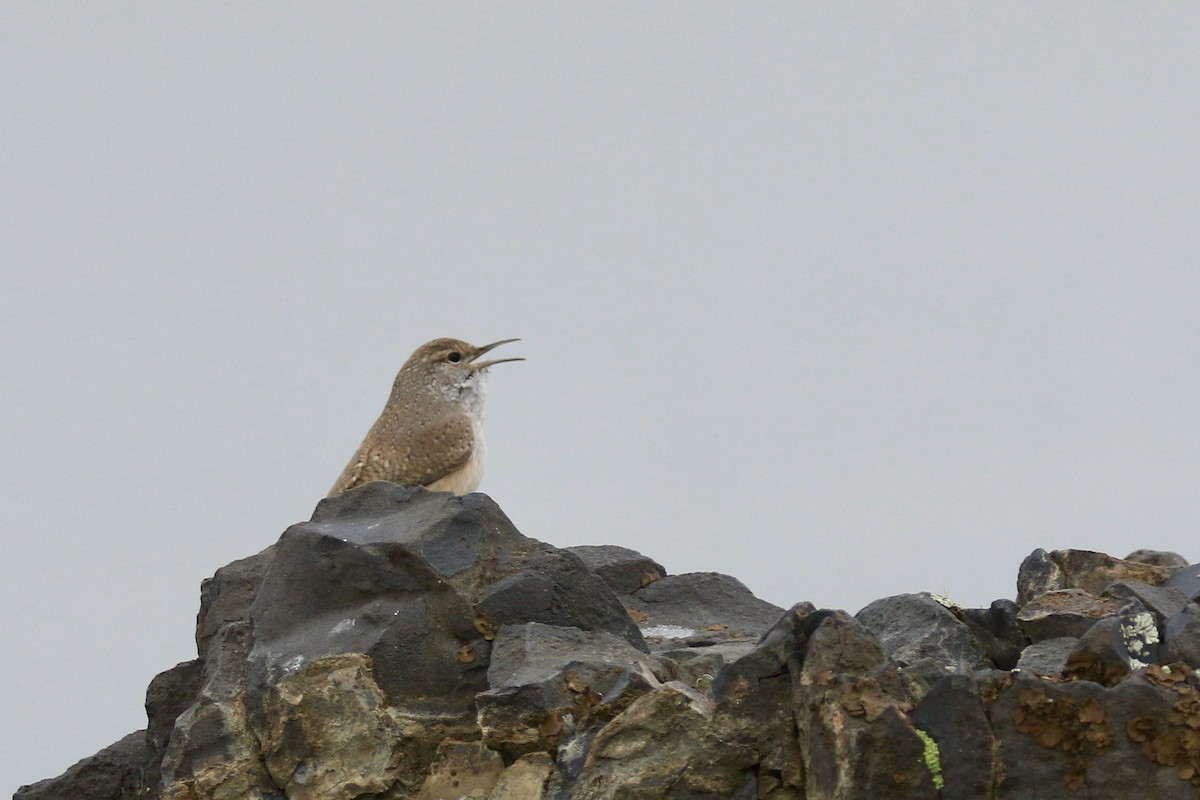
[471,338,524,370]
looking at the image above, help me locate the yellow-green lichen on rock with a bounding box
[915,728,944,791]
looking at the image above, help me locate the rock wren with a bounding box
[329,337,523,497]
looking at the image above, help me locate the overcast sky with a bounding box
[3,4,1198,794]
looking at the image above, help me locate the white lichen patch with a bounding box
[640,624,696,639]
[1120,611,1160,670]
[282,654,307,674]
[330,618,357,636]
[929,592,959,611]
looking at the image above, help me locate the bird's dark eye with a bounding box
[447,352,462,363]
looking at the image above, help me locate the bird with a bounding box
[328,337,523,497]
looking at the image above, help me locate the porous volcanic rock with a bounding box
[18,497,1200,800]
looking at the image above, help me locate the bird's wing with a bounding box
[397,412,476,487]
[327,412,475,496]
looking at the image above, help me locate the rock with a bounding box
[489,752,553,799]
[195,544,276,659]
[1076,609,1160,679]
[160,622,280,800]
[255,653,410,800]
[27,483,1200,800]
[1015,637,1078,677]
[1061,618,1135,687]
[658,641,755,693]
[245,483,644,733]
[476,622,664,759]
[1017,548,1175,605]
[959,599,1024,670]
[486,622,656,689]
[144,659,203,787]
[476,562,646,651]
[567,681,717,799]
[1125,549,1189,569]
[626,572,785,645]
[567,545,666,597]
[14,731,151,800]
[989,669,1192,798]
[1016,588,1122,642]
[415,739,504,800]
[705,603,814,797]
[545,727,601,798]
[854,593,991,696]
[589,661,667,728]
[1165,562,1200,601]
[792,609,935,798]
[911,673,998,798]
[1102,581,1188,625]
[1121,666,1200,794]
[1162,605,1200,667]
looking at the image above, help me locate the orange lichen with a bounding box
[472,613,497,641]
[839,678,894,722]
[1013,686,1113,790]
[1063,650,1129,687]
[1127,683,1200,786]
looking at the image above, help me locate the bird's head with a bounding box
[404,337,524,392]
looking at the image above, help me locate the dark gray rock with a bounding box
[912,673,997,799]
[567,544,667,597]
[627,572,785,646]
[705,604,819,796]
[487,622,656,689]
[658,641,755,693]
[960,599,1024,670]
[476,557,645,648]
[1165,562,1200,601]
[1125,549,1189,569]
[160,622,280,799]
[30,489,1200,800]
[1017,548,1175,605]
[144,659,203,787]
[989,670,1192,798]
[195,544,276,659]
[1161,604,1200,667]
[546,727,598,799]
[1016,588,1122,642]
[854,706,940,799]
[14,730,151,800]
[1082,675,1199,798]
[246,482,644,727]
[1015,637,1078,677]
[792,609,934,799]
[1102,580,1188,625]
[477,622,664,760]
[855,593,991,675]
[1062,610,1161,686]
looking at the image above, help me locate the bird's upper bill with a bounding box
[471,338,525,370]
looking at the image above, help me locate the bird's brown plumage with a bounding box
[328,337,521,497]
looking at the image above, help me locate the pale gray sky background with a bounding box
[3,5,1198,794]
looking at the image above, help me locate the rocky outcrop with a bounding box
[15,487,1200,799]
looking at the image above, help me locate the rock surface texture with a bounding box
[15,486,1200,799]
